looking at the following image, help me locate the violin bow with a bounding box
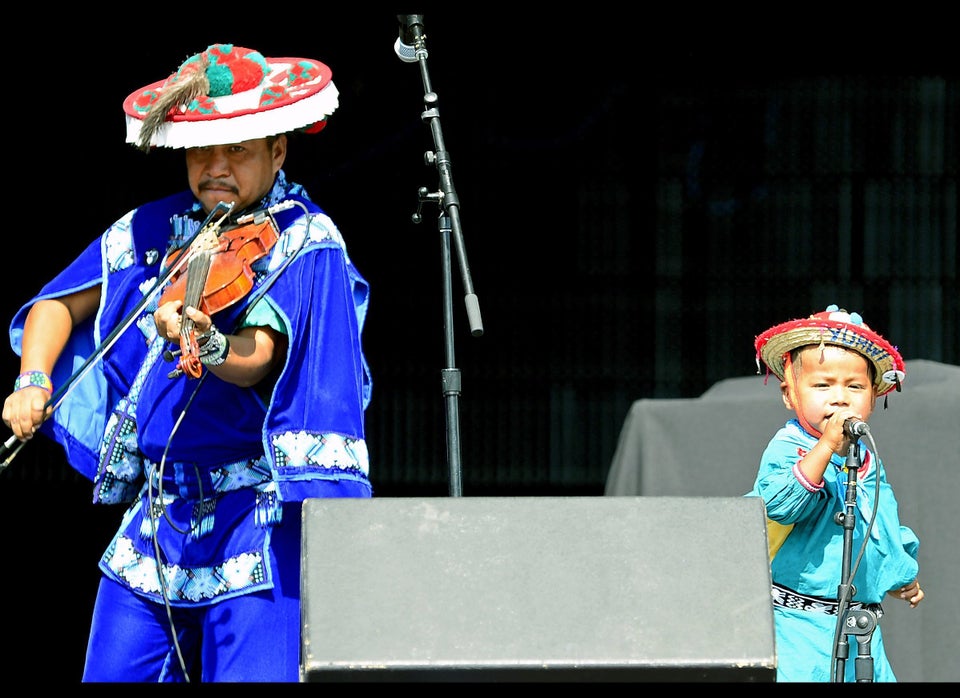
[0,201,235,470]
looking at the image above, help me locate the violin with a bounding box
[159,217,279,378]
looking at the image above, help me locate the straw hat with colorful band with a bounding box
[755,304,906,397]
[123,43,339,151]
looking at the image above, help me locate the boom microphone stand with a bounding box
[395,14,484,497]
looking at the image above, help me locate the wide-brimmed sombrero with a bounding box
[124,43,339,151]
[755,304,905,397]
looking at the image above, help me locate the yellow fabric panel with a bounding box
[766,518,794,562]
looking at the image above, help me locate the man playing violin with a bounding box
[1,43,372,682]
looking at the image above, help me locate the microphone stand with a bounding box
[831,436,878,682]
[398,15,483,497]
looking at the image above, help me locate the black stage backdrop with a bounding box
[1,9,956,681]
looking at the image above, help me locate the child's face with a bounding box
[781,344,877,434]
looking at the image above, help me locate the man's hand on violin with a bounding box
[154,299,286,386]
[155,300,212,340]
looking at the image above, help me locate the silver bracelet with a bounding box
[197,326,230,367]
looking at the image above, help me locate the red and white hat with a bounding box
[755,304,906,397]
[124,43,339,151]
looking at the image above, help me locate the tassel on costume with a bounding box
[139,497,167,540]
[255,481,283,527]
[191,498,217,540]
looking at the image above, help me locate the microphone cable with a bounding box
[145,199,314,681]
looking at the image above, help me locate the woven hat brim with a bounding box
[756,319,905,396]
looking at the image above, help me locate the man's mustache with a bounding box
[199,180,239,193]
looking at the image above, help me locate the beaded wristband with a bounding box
[197,327,230,367]
[14,370,53,393]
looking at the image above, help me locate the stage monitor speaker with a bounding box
[300,496,775,682]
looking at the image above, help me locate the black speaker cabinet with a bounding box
[300,496,775,682]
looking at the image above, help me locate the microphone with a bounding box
[235,200,297,224]
[394,14,425,63]
[844,418,870,438]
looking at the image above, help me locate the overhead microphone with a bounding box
[843,418,870,438]
[394,13,425,63]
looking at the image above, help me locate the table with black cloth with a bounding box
[604,359,960,683]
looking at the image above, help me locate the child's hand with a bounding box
[889,578,924,608]
[823,411,860,455]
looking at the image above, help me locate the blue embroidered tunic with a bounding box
[9,172,372,607]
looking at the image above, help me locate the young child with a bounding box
[749,305,924,682]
